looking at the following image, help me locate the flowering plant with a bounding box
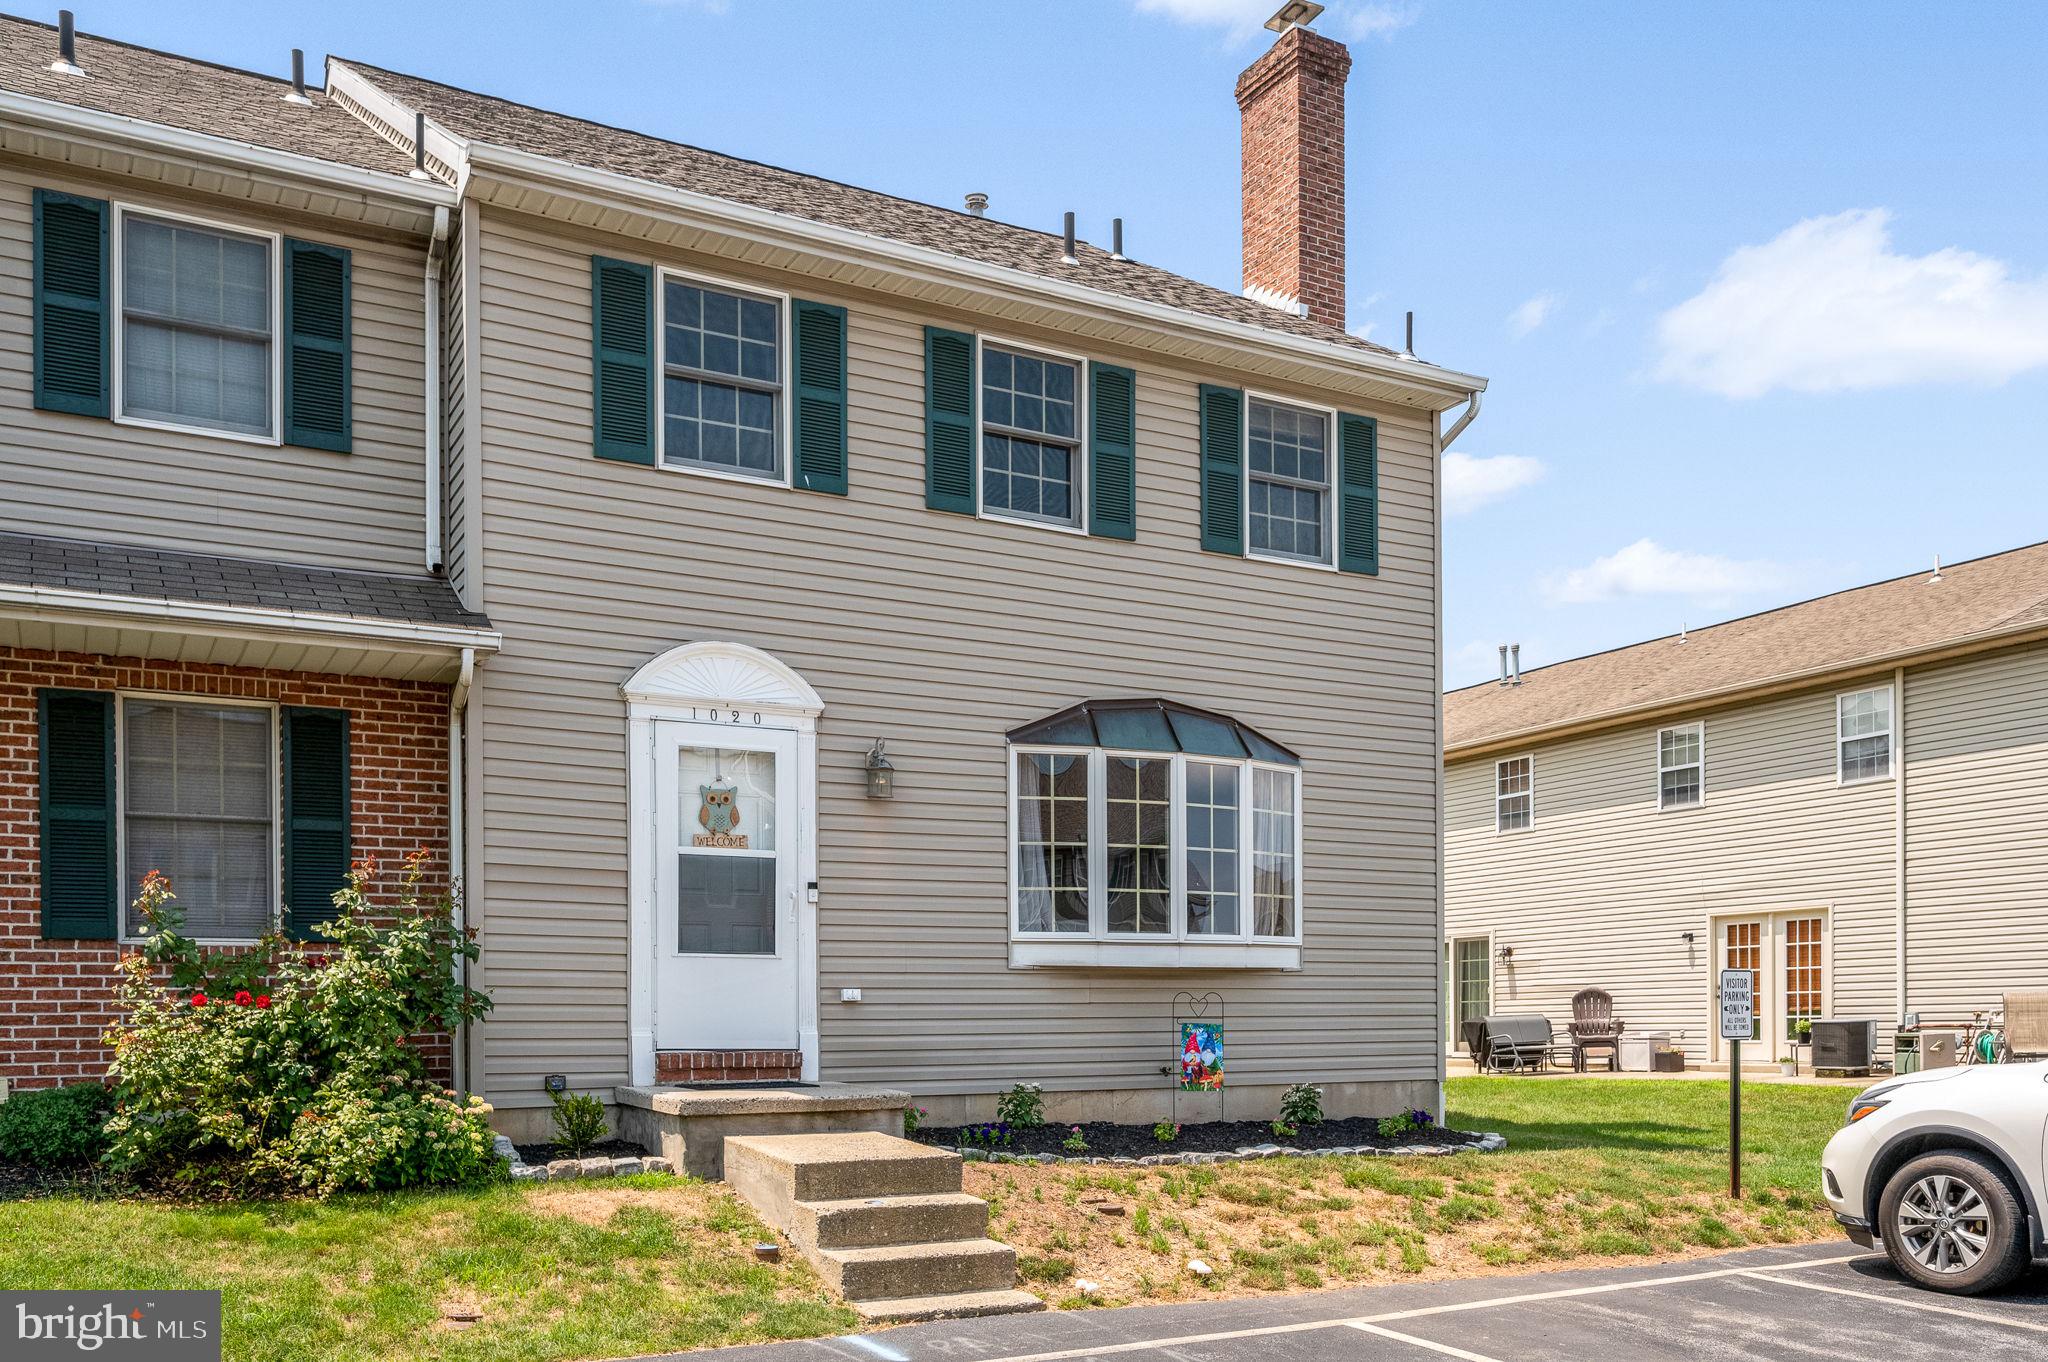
[103,852,496,1194]
[1061,1124,1089,1154]
[960,1121,1012,1149]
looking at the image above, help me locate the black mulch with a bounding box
[912,1117,1479,1160]
[0,1159,124,1202]
[511,1137,650,1166]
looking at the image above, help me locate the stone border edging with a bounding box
[496,1134,678,1182]
[953,1131,1507,1167]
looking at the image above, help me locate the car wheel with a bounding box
[1878,1151,2030,1295]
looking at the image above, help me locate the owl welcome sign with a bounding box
[692,780,749,849]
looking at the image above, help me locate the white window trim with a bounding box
[1494,753,1535,834]
[974,333,1090,536]
[1242,388,1338,573]
[1835,684,1895,785]
[1006,745,1304,965]
[654,265,794,488]
[110,201,284,448]
[114,690,283,946]
[1656,721,1706,811]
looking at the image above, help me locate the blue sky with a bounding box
[74,1,2048,687]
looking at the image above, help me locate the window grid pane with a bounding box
[122,215,272,437]
[1015,753,1090,933]
[1659,727,1703,808]
[662,280,781,478]
[1106,756,1171,934]
[1184,761,1240,936]
[1247,398,1329,562]
[1251,767,1296,937]
[982,347,1079,524]
[1784,916,1824,1041]
[1838,689,1893,780]
[123,700,274,939]
[1496,757,1532,831]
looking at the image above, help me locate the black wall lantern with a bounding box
[864,739,895,799]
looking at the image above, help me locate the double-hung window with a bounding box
[121,697,276,941]
[981,343,1082,528]
[1658,723,1704,808]
[1495,756,1533,832]
[1009,700,1302,965]
[117,210,277,440]
[661,275,785,481]
[1247,396,1332,566]
[1837,687,1893,782]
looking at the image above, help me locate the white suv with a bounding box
[1822,1060,2048,1294]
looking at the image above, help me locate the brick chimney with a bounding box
[1235,21,1352,329]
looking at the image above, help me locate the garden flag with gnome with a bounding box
[1180,1021,1224,1090]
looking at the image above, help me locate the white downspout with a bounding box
[1439,389,1482,453]
[1894,664,1907,1025]
[1431,388,1479,1125]
[423,205,450,573]
[450,644,474,1096]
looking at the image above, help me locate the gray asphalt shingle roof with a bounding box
[0,532,492,631]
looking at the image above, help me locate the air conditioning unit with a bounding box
[1812,1019,1878,1076]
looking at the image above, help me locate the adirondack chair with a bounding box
[2002,990,2048,1060]
[1568,989,1624,1072]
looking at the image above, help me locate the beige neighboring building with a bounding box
[1444,542,2048,1068]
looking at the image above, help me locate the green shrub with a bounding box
[902,1105,928,1136]
[0,1083,112,1165]
[1152,1120,1179,1143]
[1061,1125,1088,1153]
[1279,1083,1324,1128]
[1377,1111,1415,1139]
[550,1091,608,1155]
[995,1083,1045,1128]
[103,855,495,1195]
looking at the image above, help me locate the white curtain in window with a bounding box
[124,700,274,939]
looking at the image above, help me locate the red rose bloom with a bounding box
[255,995,271,1009]
[190,993,207,1007]
[233,990,253,1006]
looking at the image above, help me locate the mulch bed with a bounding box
[511,1137,650,1166]
[913,1118,1479,1160]
[0,1159,125,1202]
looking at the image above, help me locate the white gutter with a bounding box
[424,205,450,573]
[0,88,458,212]
[457,138,1491,407]
[0,581,500,652]
[450,645,475,1097]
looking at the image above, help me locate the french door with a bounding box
[1445,937,1492,1054]
[1714,912,1828,1062]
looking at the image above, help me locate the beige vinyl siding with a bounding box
[468,209,1441,1111]
[1445,683,1899,1057]
[0,164,428,574]
[1902,640,2048,1018]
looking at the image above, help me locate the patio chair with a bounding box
[1478,1015,1560,1073]
[1569,989,1625,1072]
[2002,990,2048,1060]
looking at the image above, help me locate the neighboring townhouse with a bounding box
[1444,542,2048,1068]
[3,11,1487,1137]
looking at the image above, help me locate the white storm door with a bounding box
[653,721,800,1051]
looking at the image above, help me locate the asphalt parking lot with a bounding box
[680,1243,2048,1362]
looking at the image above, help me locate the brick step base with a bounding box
[655,1049,802,1083]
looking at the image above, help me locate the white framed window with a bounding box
[658,269,789,484]
[1246,393,1334,568]
[978,338,1087,531]
[112,204,281,444]
[1837,686,1893,783]
[1010,747,1302,947]
[1495,755,1533,832]
[118,694,279,943]
[1658,723,1704,809]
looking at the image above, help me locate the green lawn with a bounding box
[0,1175,855,1362]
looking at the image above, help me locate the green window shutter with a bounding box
[591,256,656,465]
[1337,412,1380,576]
[283,238,353,452]
[37,689,117,940]
[924,326,976,514]
[281,706,351,942]
[32,189,110,418]
[1198,384,1244,556]
[791,299,849,495]
[1087,361,1137,541]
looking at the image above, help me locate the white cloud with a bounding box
[1655,208,2048,398]
[1348,322,1379,343]
[1135,0,1418,39]
[1507,292,1559,339]
[1541,538,1789,606]
[1343,2,1420,40]
[1442,452,1544,515]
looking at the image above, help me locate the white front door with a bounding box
[653,721,801,1050]
[1713,912,1829,1063]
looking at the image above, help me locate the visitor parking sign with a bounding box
[1719,969,1755,1041]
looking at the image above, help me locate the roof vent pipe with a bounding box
[1510,644,1522,685]
[1061,211,1078,266]
[409,110,431,180]
[283,48,312,105]
[1498,644,1510,687]
[1112,217,1125,261]
[1930,554,1944,584]
[51,9,83,76]
[964,192,988,217]
[1403,310,1416,357]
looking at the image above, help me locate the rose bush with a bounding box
[103,852,497,1195]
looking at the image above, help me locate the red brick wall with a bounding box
[655,1050,802,1084]
[0,647,452,1090]
[1236,25,1352,330]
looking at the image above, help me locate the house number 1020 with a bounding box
[691,707,762,725]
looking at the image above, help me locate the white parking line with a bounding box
[1348,1321,1508,1362]
[1741,1270,2048,1336]
[938,1252,1871,1362]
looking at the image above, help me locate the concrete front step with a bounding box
[819,1237,1017,1301]
[725,1131,963,1217]
[854,1289,1047,1324]
[613,1083,908,1180]
[796,1192,989,1251]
